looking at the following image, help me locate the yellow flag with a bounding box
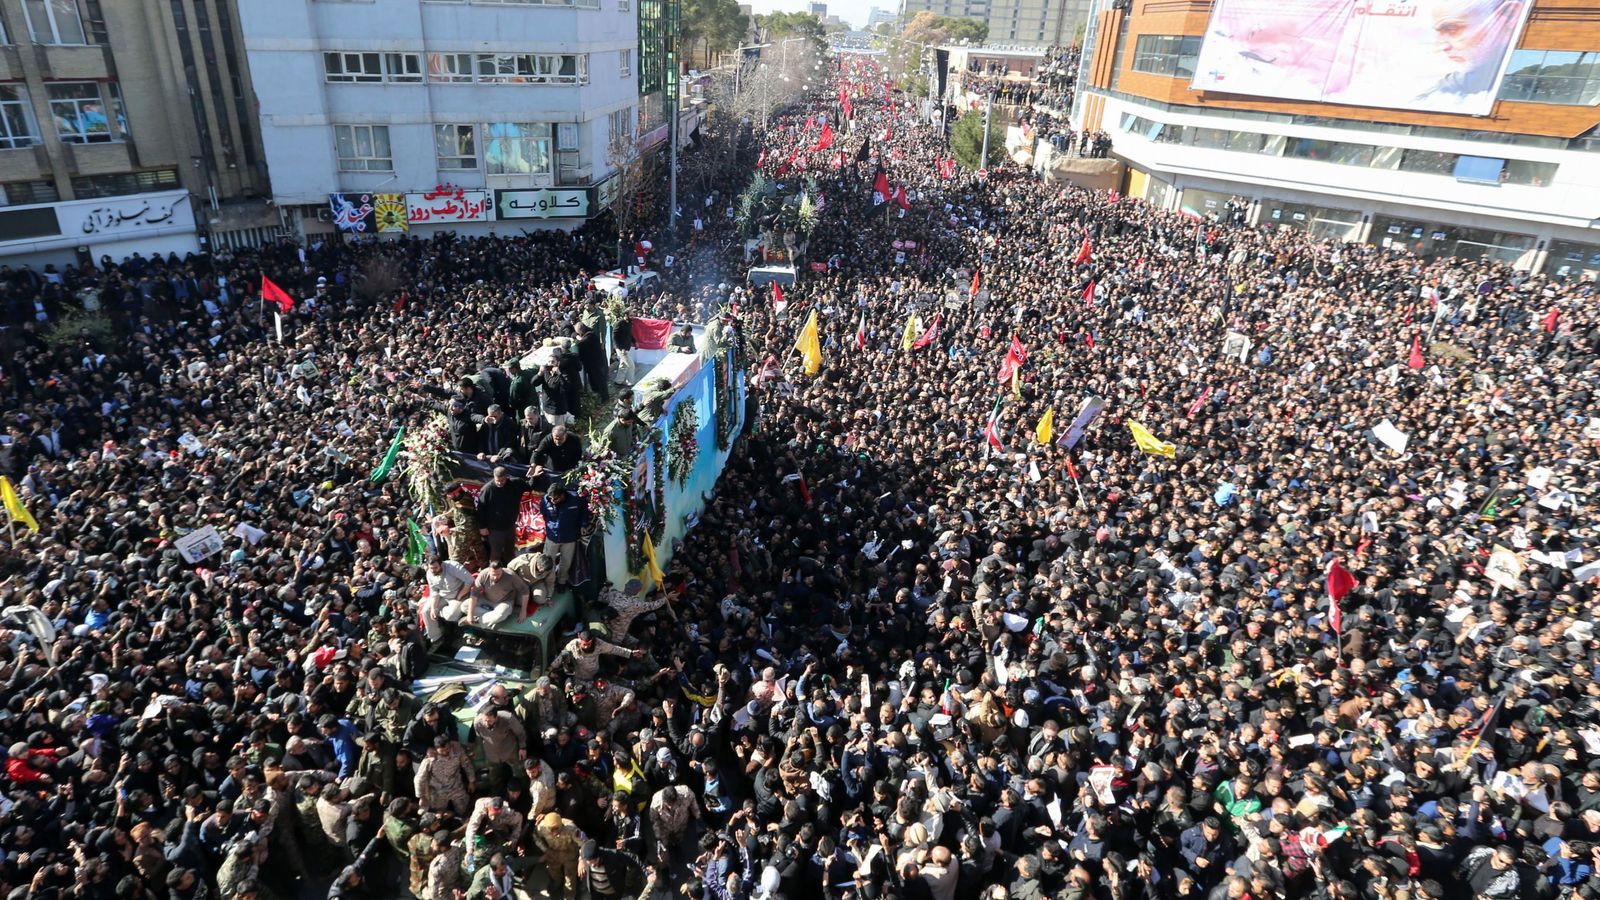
[1035,408,1054,445]
[642,531,666,587]
[0,477,39,533]
[900,315,921,352]
[1127,420,1177,458]
[795,310,822,376]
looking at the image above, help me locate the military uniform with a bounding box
[534,812,583,896]
[427,842,467,900]
[408,830,441,898]
[415,744,474,818]
[361,699,413,798]
[464,796,524,873]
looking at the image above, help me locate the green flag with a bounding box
[369,427,405,483]
[405,517,427,566]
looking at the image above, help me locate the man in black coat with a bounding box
[473,405,519,463]
[476,465,531,564]
[574,322,609,401]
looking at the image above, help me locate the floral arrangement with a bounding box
[667,399,700,485]
[624,426,667,572]
[573,450,630,526]
[602,293,628,326]
[401,413,453,514]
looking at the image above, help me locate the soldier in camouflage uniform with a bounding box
[407,813,447,898]
[293,775,342,875]
[415,734,475,818]
[426,833,467,900]
[463,795,524,874]
[382,797,419,889]
[359,688,416,799]
[533,811,584,898]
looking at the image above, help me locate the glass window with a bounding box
[435,123,477,169]
[324,52,384,83]
[620,49,631,78]
[333,124,392,171]
[608,107,634,152]
[0,85,39,149]
[428,53,474,83]
[385,53,423,83]
[1502,158,1558,186]
[1498,49,1600,105]
[1399,149,1455,175]
[24,0,87,44]
[49,82,113,143]
[484,122,551,175]
[1130,35,1201,77]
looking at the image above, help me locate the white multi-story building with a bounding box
[237,0,643,238]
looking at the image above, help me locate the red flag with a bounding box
[913,312,940,349]
[1084,331,1094,349]
[630,317,673,350]
[1074,238,1093,265]
[997,343,1025,384]
[855,312,867,350]
[1326,558,1357,633]
[261,275,294,314]
[1081,280,1097,304]
[893,185,911,211]
[755,149,766,169]
[1009,335,1028,367]
[1065,458,1081,481]
[969,270,981,298]
[772,282,786,314]
[810,121,835,152]
[1542,307,1561,332]
[796,473,811,504]
[1407,333,1424,369]
[1186,385,1213,418]
[872,170,890,205]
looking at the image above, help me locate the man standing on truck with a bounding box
[552,629,642,684]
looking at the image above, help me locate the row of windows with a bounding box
[1119,113,1560,187]
[1128,35,1600,109]
[338,121,612,174]
[324,52,604,86]
[0,81,129,150]
[1097,88,1600,155]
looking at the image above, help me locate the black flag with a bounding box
[856,137,871,163]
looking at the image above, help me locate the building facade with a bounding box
[0,0,272,265]
[237,0,643,239]
[985,0,1089,46]
[1073,0,1600,277]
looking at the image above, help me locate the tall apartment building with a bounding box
[237,0,644,239]
[0,0,272,265]
[1073,0,1600,276]
[901,0,991,28]
[901,0,1088,48]
[985,0,1089,47]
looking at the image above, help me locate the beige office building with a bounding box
[0,0,274,264]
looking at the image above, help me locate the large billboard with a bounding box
[1190,0,1533,116]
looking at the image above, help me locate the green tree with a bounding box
[758,11,827,49]
[884,12,987,86]
[682,0,749,69]
[950,109,1005,170]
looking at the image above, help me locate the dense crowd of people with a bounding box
[2,50,1600,900]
